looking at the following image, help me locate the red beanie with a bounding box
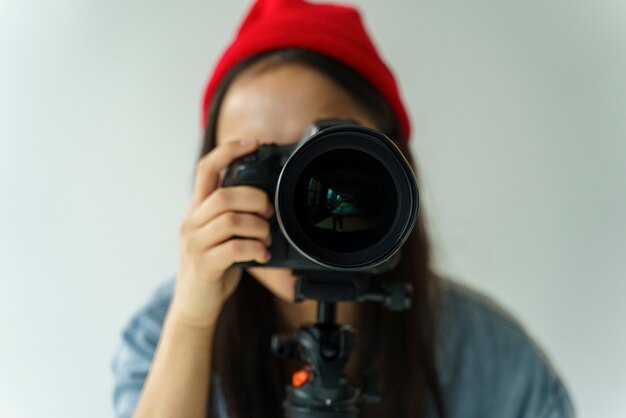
[200,0,412,141]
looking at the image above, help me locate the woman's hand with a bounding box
[169,138,274,329]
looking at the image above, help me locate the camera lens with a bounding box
[275,125,418,270]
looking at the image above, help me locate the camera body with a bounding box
[222,120,336,201]
[221,119,418,274]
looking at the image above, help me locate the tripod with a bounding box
[271,270,413,418]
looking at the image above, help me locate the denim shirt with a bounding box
[111,276,576,417]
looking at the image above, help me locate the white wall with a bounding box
[1,0,624,417]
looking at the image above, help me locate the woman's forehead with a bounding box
[215,63,376,146]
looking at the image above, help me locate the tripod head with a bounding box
[271,270,412,418]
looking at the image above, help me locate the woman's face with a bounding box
[215,59,378,303]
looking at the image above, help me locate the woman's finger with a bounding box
[188,185,273,228]
[189,212,272,251]
[188,138,259,211]
[203,238,271,271]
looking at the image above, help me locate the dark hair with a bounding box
[202,48,446,418]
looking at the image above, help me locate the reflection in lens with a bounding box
[294,149,396,253]
[308,173,381,232]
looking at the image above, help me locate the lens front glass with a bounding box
[293,148,397,252]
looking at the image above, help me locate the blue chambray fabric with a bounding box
[111,277,576,417]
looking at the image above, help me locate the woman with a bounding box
[111,1,575,417]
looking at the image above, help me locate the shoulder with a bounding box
[435,277,576,417]
[112,277,175,362]
[117,278,175,356]
[110,277,175,417]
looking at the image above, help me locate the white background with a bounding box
[1,0,624,417]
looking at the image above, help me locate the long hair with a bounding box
[201,48,446,418]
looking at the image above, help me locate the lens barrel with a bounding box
[275,125,418,271]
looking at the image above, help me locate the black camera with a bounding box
[220,119,419,274]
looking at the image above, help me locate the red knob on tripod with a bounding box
[292,369,311,388]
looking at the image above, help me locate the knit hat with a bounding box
[200,0,412,141]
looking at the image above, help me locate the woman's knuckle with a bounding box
[213,187,230,206]
[178,218,190,237]
[224,212,238,228]
[185,234,199,253]
[198,153,213,171]
[228,239,243,256]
